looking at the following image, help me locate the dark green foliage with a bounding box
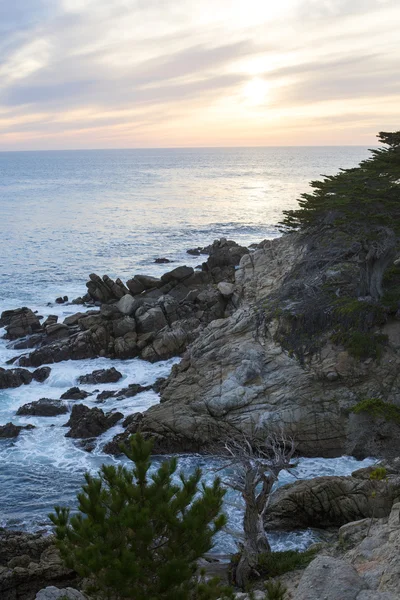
[352,397,400,426]
[257,549,317,579]
[50,434,230,600]
[264,580,287,600]
[369,466,388,481]
[280,131,400,235]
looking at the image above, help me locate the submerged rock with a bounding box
[0,422,35,438]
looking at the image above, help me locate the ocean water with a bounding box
[0,146,375,552]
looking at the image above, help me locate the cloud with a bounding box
[0,0,399,148]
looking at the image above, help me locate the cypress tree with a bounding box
[50,434,232,600]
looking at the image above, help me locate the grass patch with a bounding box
[352,397,400,426]
[330,329,388,360]
[257,549,317,579]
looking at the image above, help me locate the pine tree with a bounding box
[50,434,232,600]
[280,131,400,299]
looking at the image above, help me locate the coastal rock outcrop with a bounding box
[0,530,76,600]
[17,399,68,417]
[64,404,123,438]
[0,422,35,437]
[0,367,51,389]
[0,308,42,340]
[122,234,400,458]
[78,367,122,385]
[264,475,400,529]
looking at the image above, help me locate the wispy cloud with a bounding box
[0,0,399,149]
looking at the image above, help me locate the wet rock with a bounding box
[60,387,90,401]
[1,307,42,340]
[17,399,68,417]
[33,367,51,383]
[12,333,43,350]
[112,316,136,337]
[0,422,35,437]
[63,311,98,327]
[78,367,123,385]
[0,367,33,389]
[136,306,167,334]
[55,296,68,304]
[0,530,76,600]
[154,257,172,263]
[115,383,152,398]
[65,404,123,438]
[96,390,116,401]
[86,273,128,303]
[126,277,145,295]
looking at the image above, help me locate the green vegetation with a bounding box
[369,466,388,481]
[281,131,400,301]
[264,581,287,600]
[256,549,317,579]
[352,397,400,426]
[50,433,232,600]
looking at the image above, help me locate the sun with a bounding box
[243,78,269,106]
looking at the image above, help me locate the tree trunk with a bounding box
[358,230,397,300]
[235,471,272,589]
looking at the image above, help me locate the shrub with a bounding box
[257,549,317,579]
[352,397,400,426]
[369,466,388,481]
[264,580,287,600]
[50,433,232,600]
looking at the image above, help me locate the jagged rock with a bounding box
[134,275,162,290]
[55,296,68,304]
[45,323,70,340]
[63,311,98,327]
[1,308,42,340]
[97,390,116,401]
[0,367,33,389]
[114,333,139,359]
[35,587,86,600]
[42,315,58,329]
[65,404,123,438]
[0,530,76,600]
[112,316,136,338]
[116,294,138,316]
[0,422,35,437]
[264,475,400,529]
[12,334,43,350]
[161,265,194,284]
[126,277,145,295]
[136,306,167,334]
[60,387,90,400]
[78,367,122,385]
[17,399,68,417]
[293,555,367,600]
[86,273,128,303]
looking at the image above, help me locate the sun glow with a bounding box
[243,78,269,106]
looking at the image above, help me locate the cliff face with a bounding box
[131,234,400,458]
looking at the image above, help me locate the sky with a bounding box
[0,0,399,150]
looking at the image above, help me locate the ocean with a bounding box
[0,146,375,552]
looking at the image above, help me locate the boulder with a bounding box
[161,266,194,284]
[1,307,42,340]
[264,475,400,529]
[154,257,172,264]
[17,399,68,417]
[78,367,123,385]
[217,281,235,297]
[136,306,168,334]
[45,323,70,341]
[0,422,35,437]
[0,367,33,389]
[32,367,51,383]
[126,277,145,295]
[42,315,58,329]
[134,275,162,290]
[116,294,138,316]
[112,316,136,338]
[293,555,366,600]
[60,387,90,401]
[65,404,123,438]
[63,311,98,327]
[86,273,128,303]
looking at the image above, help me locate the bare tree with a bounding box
[213,431,296,589]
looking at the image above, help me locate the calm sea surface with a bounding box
[0,147,374,551]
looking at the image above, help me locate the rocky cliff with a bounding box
[124,233,400,458]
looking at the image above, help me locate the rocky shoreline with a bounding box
[1,233,400,459]
[1,231,400,598]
